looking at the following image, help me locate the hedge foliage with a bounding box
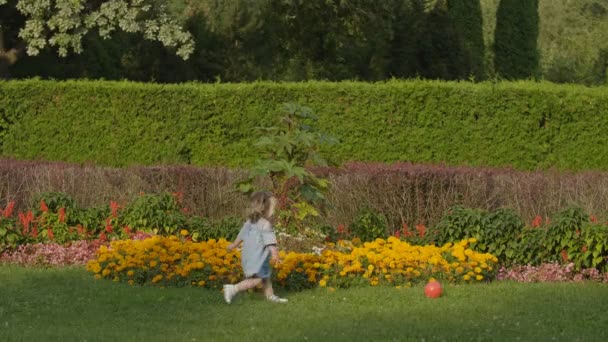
[1,80,608,170]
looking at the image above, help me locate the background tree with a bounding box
[494,0,540,79]
[448,0,485,79]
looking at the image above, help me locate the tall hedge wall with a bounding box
[1,80,607,170]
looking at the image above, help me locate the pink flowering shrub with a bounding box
[497,262,608,283]
[0,232,153,266]
[0,240,105,266]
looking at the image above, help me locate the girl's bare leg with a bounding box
[262,277,274,298]
[235,277,262,292]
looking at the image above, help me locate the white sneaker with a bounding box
[267,294,288,303]
[223,284,236,304]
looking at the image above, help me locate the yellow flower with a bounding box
[463,275,471,281]
[319,279,327,287]
[474,267,482,274]
[476,275,484,281]
[180,229,189,236]
[127,270,134,277]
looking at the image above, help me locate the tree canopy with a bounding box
[0,0,194,64]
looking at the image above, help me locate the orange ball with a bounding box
[424,280,442,298]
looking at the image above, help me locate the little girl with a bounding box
[223,191,288,304]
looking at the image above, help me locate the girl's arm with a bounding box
[267,245,279,264]
[227,238,242,251]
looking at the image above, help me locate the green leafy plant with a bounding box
[30,192,77,213]
[350,207,388,242]
[0,202,23,252]
[121,192,186,235]
[236,103,335,234]
[568,223,608,272]
[543,207,588,263]
[433,206,525,265]
[480,208,525,264]
[188,215,242,242]
[433,206,486,245]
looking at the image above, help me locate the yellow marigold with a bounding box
[474,267,482,274]
[198,280,206,287]
[468,238,477,244]
[476,275,484,281]
[463,274,471,281]
[127,270,134,277]
[319,279,327,287]
[180,229,189,236]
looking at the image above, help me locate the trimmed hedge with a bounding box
[1,80,608,170]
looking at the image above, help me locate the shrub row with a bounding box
[3,158,608,229]
[2,190,606,273]
[1,80,608,170]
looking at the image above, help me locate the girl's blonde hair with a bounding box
[247,191,276,223]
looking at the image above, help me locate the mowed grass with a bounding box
[1,266,607,342]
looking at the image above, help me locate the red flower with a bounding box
[123,226,132,235]
[402,223,412,237]
[181,207,189,214]
[560,249,569,262]
[393,230,401,238]
[2,201,15,218]
[58,207,66,223]
[337,224,346,234]
[172,192,184,204]
[531,215,542,228]
[47,228,54,240]
[582,245,588,253]
[99,232,107,241]
[77,224,86,236]
[415,224,426,238]
[31,227,38,238]
[590,215,598,223]
[19,211,34,232]
[40,200,49,213]
[105,218,113,233]
[110,201,120,218]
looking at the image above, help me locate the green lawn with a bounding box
[1,265,607,341]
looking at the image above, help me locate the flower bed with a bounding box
[85,235,498,289]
